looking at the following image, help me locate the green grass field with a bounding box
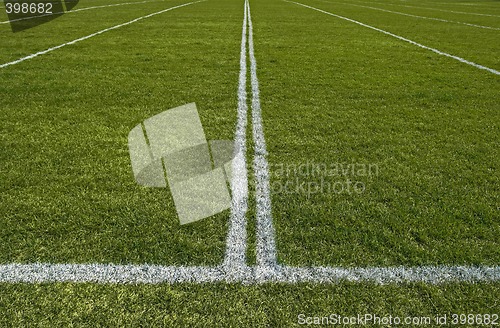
[1,0,499,325]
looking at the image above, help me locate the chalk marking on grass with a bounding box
[222,0,251,281]
[0,264,228,283]
[327,1,500,30]
[246,0,279,278]
[286,1,500,76]
[0,0,169,25]
[0,264,498,284]
[271,265,500,284]
[0,1,204,69]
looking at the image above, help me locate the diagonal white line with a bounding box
[286,1,500,76]
[222,0,251,280]
[246,0,279,276]
[0,0,169,25]
[350,0,500,18]
[0,1,204,69]
[326,1,500,31]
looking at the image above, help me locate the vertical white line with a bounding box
[223,0,250,279]
[246,0,279,274]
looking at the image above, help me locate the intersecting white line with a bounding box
[245,0,499,284]
[0,0,499,284]
[0,0,169,25]
[320,1,500,30]
[0,1,204,69]
[286,1,500,76]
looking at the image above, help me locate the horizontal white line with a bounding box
[0,264,498,284]
[286,1,500,76]
[0,264,226,283]
[332,1,500,30]
[0,0,167,25]
[274,265,500,284]
[0,1,203,69]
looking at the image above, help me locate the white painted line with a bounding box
[0,264,228,283]
[331,1,500,30]
[0,1,204,69]
[222,0,251,280]
[274,265,500,284]
[0,264,498,284]
[351,0,500,18]
[246,0,278,274]
[0,0,168,25]
[286,1,500,76]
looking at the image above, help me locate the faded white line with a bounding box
[0,1,203,69]
[286,1,500,76]
[246,0,278,276]
[434,1,499,7]
[351,0,500,17]
[0,264,498,284]
[433,2,500,11]
[222,0,250,281]
[0,0,168,25]
[330,1,500,30]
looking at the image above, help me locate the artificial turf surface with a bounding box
[1,0,499,325]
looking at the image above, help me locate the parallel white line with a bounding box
[351,0,500,18]
[222,0,251,281]
[0,264,498,284]
[0,0,168,25]
[329,1,500,30]
[0,1,203,69]
[246,0,279,276]
[286,1,500,76]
